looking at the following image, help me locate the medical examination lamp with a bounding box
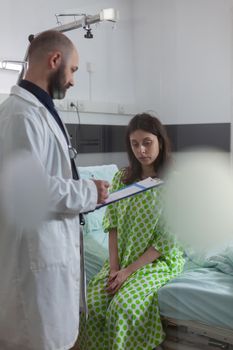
[54,8,118,35]
[16,7,118,82]
[0,8,118,80]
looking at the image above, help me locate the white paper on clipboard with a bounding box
[95,177,163,210]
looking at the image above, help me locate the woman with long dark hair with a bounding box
[78,113,184,350]
[122,112,171,184]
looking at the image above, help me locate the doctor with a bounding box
[0,30,109,350]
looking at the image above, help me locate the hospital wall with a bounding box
[0,0,232,166]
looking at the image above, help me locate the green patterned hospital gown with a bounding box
[78,170,184,350]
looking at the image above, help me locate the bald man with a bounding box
[0,30,109,350]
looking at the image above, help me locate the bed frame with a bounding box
[162,317,233,350]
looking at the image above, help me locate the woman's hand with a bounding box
[108,269,119,284]
[106,268,131,295]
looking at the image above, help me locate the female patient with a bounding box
[78,113,184,350]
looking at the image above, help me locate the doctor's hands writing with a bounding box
[93,180,109,204]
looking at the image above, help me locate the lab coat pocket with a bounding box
[28,220,67,271]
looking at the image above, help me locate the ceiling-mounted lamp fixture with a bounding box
[0,60,27,72]
[16,8,119,82]
[100,8,119,22]
[54,8,119,39]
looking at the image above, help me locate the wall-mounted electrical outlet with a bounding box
[67,100,76,111]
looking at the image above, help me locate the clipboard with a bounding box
[95,177,163,210]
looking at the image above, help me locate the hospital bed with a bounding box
[79,164,233,350]
[158,263,233,350]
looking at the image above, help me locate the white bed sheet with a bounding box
[158,267,233,330]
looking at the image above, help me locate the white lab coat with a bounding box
[0,86,97,350]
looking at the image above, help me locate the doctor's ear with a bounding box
[48,51,62,70]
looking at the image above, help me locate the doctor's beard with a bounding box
[48,62,70,100]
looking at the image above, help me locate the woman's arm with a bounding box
[108,228,120,274]
[107,246,160,295]
[126,246,160,274]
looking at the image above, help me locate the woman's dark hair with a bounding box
[122,113,171,184]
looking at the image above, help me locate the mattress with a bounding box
[84,230,108,284]
[158,267,233,330]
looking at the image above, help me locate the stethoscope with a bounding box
[63,121,88,317]
[61,120,85,227]
[68,144,78,161]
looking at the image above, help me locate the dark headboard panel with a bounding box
[66,123,230,153]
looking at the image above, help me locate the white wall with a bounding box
[132,0,233,125]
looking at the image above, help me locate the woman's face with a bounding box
[129,129,160,167]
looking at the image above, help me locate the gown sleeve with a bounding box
[102,170,123,232]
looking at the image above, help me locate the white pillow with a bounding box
[78,164,118,234]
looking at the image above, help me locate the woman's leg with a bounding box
[77,274,112,350]
[103,273,165,350]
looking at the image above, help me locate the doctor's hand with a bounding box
[93,180,109,204]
